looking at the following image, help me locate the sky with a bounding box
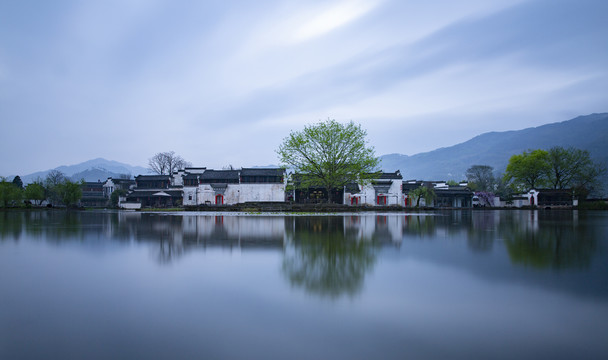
[1,0,607,176]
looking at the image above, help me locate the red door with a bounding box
[216,194,223,205]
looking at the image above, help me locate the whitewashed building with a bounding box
[182,168,286,206]
[344,171,404,206]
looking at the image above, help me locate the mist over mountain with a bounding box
[19,158,150,184]
[11,113,607,188]
[380,113,608,182]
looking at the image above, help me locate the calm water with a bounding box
[1,210,607,359]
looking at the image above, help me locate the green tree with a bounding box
[277,119,380,203]
[408,186,436,208]
[110,189,127,207]
[0,178,23,207]
[466,165,495,191]
[44,170,67,206]
[504,149,551,191]
[12,175,23,189]
[24,182,45,205]
[56,180,83,208]
[546,146,605,197]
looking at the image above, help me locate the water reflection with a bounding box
[282,217,381,299]
[0,210,604,272]
[2,210,607,360]
[500,211,596,270]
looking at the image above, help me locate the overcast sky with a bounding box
[1,0,607,176]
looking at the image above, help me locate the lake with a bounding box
[1,210,607,359]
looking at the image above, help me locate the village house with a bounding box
[344,171,404,206]
[79,181,107,207]
[402,180,474,208]
[102,177,135,198]
[125,175,183,208]
[181,167,286,206]
[493,189,578,208]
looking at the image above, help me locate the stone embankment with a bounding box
[184,202,406,212]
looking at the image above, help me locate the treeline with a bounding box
[466,146,605,198]
[0,170,83,208]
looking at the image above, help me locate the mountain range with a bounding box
[12,113,608,187]
[19,158,150,184]
[380,113,608,181]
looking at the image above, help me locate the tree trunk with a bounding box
[326,186,333,204]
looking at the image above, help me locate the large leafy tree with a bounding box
[56,180,83,208]
[0,178,23,207]
[277,119,380,203]
[24,182,45,205]
[546,146,605,195]
[148,151,192,175]
[466,165,495,191]
[504,149,551,191]
[504,147,605,197]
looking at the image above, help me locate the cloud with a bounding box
[291,0,382,42]
[0,0,606,175]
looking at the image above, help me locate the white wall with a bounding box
[345,180,403,206]
[184,183,286,205]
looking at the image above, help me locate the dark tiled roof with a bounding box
[110,178,135,184]
[200,170,240,181]
[135,175,171,181]
[435,186,473,195]
[378,171,403,180]
[241,168,285,176]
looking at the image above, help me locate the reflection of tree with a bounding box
[402,215,437,237]
[282,217,377,299]
[503,211,596,270]
[0,211,24,240]
[467,211,496,252]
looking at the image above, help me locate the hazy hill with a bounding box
[380,113,608,181]
[20,158,150,184]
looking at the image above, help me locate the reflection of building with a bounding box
[343,215,404,243]
[181,215,286,247]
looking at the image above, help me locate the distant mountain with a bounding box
[20,158,150,184]
[380,113,608,181]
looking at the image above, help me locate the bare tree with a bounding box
[44,170,67,206]
[466,165,495,192]
[148,151,192,175]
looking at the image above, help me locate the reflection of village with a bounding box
[1,210,602,297]
[2,210,596,266]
